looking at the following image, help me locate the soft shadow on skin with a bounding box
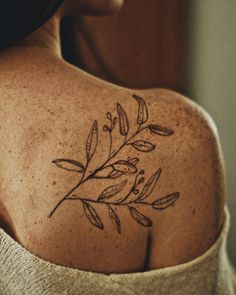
[0,203,17,240]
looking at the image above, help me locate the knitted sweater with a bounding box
[0,206,235,295]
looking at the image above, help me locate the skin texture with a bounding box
[0,1,225,273]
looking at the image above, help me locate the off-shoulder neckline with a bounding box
[0,206,230,277]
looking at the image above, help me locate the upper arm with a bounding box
[138,89,226,269]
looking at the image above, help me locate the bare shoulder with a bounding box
[137,87,219,134]
[134,87,225,268]
[0,66,225,272]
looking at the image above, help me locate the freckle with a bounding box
[32,175,34,179]
[34,222,37,225]
[20,179,23,182]
[8,150,11,153]
[192,209,196,215]
[115,245,119,249]
[52,181,56,185]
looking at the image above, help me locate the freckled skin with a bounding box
[0,49,225,273]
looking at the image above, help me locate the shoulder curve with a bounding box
[130,88,226,268]
[132,87,220,140]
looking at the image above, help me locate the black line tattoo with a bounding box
[48,94,180,234]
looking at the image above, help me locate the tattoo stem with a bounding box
[93,125,147,174]
[108,131,113,158]
[66,196,151,207]
[48,125,147,218]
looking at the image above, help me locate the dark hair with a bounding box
[0,0,65,51]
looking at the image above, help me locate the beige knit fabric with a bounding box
[0,206,235,295]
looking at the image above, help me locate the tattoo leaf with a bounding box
[107,112,112,120]
[131,140,155,152]
[137,177,145,185]
[117,103,129,136]
[128,157,139,165]
[82,201,104,230]
[52,159,84,173]
[86,120,98,161]
[152,192,180,210]
[133,94,148,125]
[148,124,174,136]
[108,205,121,234]
[97,179,128,202]
[112,160,137,175]
[136,168,162,201]
[108,170,123,179]
[103,125,111,132]
[129,207,152,227]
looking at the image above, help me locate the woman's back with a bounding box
[0,46,225,274]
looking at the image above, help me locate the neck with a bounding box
[10,15,62,59]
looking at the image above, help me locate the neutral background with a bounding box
[190,0,236,265]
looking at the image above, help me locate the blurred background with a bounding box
[61,0,236,265]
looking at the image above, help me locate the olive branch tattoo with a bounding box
[48,94,180,234]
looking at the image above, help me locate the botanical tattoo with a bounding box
[48,94,180,234]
